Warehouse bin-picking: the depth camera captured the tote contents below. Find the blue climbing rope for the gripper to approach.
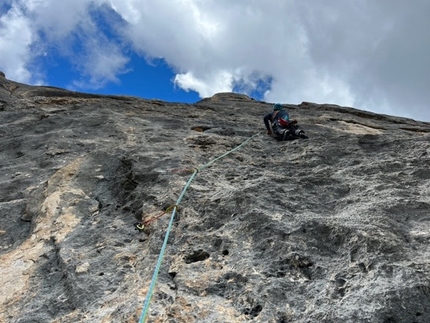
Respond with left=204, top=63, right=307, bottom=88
left=138, top=170, right=197, bottom=323
left=197, top=133, right=260, bottom=171
left=138, top=132, right=260, bottom=323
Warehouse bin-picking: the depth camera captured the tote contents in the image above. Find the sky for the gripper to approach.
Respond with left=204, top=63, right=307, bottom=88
left=1, top=0, right=430, bottom=122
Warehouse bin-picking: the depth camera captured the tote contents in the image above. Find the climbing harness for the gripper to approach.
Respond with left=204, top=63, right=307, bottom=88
left=137, top=132, right=260, bottom=323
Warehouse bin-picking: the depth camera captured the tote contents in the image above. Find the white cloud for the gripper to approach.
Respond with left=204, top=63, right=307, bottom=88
left=175, top=70, right=233, bottom=98
left=0, top=0, right=128, bottom=89
left=111, top=0, right=357, bottom=107
left=0, top=4, right=33, bottom=82
left=71, top=39, right=130, bottom=89
left=26, top=0, right=90, bottom=39
left=1, top=0, right=430, bottom=121
left=293, top=0, right=430, bottom=120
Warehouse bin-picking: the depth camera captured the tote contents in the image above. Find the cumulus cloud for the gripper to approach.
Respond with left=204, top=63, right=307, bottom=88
left=0, top=0, right=129, bottom=89
left=1, top=0, right=430, bottom=121
left=296, top=0, right=430, bottom=120
left=175, top=70, right=234, bottom=98
left=70, top=39, right=130, bottom=90
left=0, top=4, right=33, bottom=82
left=105, top=0, right=430, bottom=120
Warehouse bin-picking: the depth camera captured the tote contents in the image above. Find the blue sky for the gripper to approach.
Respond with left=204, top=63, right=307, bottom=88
left=1, top=0, right=430, bottom=121
left=40, top=50, right=201, bottom=102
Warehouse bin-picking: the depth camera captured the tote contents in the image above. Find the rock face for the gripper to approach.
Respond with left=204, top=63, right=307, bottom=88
left=1, top=73, right=430, bottom=323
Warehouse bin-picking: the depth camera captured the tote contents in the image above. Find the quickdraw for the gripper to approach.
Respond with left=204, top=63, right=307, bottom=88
left=134, top=222, right=145, bottom=232
left=134, top=204, right=179, bottom=232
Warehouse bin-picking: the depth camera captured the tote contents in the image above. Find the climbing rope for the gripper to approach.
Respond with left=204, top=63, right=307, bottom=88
left=138, top=132, right=260, bottom=323
left=197, top=132, right=260, bottom=172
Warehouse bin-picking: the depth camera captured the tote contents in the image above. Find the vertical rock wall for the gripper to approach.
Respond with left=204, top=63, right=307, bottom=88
left=1, top=78, right=430, bottom=322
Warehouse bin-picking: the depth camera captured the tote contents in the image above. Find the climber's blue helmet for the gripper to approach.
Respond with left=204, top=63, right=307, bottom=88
left=273, top=103, right=283, bottom=111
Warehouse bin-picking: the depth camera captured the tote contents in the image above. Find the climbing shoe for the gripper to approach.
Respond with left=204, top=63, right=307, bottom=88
left=299, top=131, right=308, bottom=139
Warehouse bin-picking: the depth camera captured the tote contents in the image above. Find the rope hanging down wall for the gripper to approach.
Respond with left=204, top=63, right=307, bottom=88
left=138, top=132, right=260, bottom=323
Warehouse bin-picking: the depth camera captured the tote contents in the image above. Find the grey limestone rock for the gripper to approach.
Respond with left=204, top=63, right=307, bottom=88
left=1, top=76, right=430, bottom=322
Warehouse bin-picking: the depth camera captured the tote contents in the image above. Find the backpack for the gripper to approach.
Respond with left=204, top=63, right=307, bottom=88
left=278, top=116, right=291, bottom=128
left=271, top=110, right=290, bottom=132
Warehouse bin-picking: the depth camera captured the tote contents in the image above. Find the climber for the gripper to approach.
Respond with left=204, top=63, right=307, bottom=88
left=263, top=103, right=308, bottom=141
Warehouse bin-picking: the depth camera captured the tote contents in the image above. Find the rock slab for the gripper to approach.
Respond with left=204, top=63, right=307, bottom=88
left=1, top=74, right=430, bottom=322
